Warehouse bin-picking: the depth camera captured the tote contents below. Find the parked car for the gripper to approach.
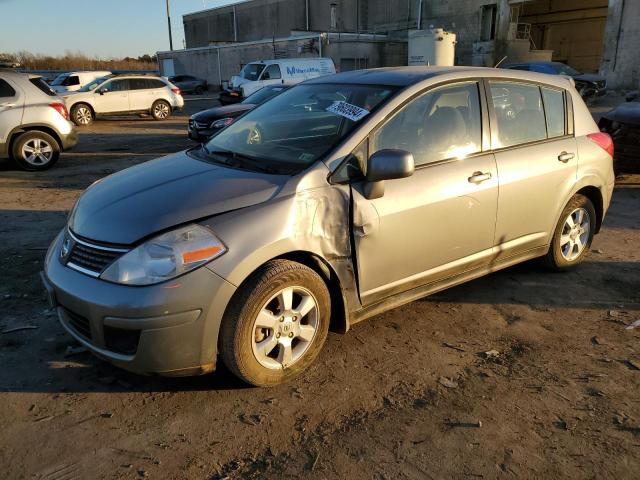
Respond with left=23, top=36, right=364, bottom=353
left=0, top=69, right=78, bottom=170
left=50, top=71, right=112, bottom=94
left=188, top=85, right=291, bottom=142
left=502, top=61, right=607, bottom=99
left=220, top=57, right=336, bottom=104
left=168, top=75, right=207, bottom=94
left=598, top=94, right=640, bottom=173
left=63, top=74, right=184, bottom=126
left=42, top=67, right=614, bottom=386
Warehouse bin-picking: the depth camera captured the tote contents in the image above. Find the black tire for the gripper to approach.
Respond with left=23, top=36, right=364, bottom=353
left=194, top=85, right=204, bottom=95
left=70, top=103, right=94, bottom=126
left=11, top=131, right=60, bottom=171
left=151, top=100, right=171, bottom=121
left=220, top=259, right=331, bottom=387
left=544, top=194, right=596, bottom=270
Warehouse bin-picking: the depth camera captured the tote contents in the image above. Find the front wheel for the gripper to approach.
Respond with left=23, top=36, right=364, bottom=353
left=151, top=100, right=171, bottom=120
left=220, top=260, right=330, bottom=386
left=70, top=103, right=94, bottom=126
left=545, top=194, right=596, bottom=270
left=11, top=131, right=60, bottom=171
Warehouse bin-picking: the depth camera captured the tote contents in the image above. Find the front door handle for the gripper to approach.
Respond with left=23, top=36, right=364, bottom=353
left=468, top=171, right=492, bottom=184
left=558, top=151, right=575, bottom=163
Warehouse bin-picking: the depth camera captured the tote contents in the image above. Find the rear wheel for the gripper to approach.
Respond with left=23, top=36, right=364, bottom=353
left=11, top=131, right=60, bottom=171
left=151, top=100, right=171, bottom=120
left=70, top=103, right=93, bottom=126
left=545, top=194, right=596, bottom=270
left=220, top=260, right=330, bottom=386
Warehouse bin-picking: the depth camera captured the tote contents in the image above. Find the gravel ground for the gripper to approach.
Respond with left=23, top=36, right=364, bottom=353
left=0, top=93, right=638, bottom=479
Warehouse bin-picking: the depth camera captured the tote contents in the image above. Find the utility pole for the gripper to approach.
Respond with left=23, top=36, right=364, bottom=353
left=166, top=0, right=174, bottom=51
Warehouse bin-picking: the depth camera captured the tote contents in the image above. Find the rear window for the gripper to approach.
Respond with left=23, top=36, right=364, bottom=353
left=148, top=79, right=166, bottom=89
left=541, top=87, right=566, bottom=138
left=0, top=79, right=16, bottom=97
left=490, top=82, right=547, bottom=148
left=29, top=78, right=57, bottom=96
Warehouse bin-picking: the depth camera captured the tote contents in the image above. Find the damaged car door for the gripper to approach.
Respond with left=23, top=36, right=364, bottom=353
left=351, top=81, right=498, bottom=305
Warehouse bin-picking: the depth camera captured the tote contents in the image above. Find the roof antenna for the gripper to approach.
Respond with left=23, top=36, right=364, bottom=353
left=494, top=56, right=508, bottom=68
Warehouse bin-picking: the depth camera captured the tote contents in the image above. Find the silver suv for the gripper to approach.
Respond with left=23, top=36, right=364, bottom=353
left=43, top=67, right=614, bottom=386
left=0, top=69, right=78, bottom=170
left=64, top=74, right=185, bottom=126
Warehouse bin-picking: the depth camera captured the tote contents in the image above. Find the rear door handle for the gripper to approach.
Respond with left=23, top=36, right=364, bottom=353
left=468, top=171, right=492, bottom=184
left=558, top=151, right=575, bottom=163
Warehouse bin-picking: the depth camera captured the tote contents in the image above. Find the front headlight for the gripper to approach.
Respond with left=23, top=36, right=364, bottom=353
left=100, top=224, right=226, bottom=286
left=211, top=117, right=234, bottom=129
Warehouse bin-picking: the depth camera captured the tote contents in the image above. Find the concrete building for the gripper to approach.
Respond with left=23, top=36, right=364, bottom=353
left=157, top=0, right=640, bottom=90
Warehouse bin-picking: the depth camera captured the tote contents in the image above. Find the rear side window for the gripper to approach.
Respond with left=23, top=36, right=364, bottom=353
left=29, top=78, right=57, bottom=96
left=490, top=82, right=547, bottom=148
left=129, top=79, right=148, bottom=90
left=62, top=75, right=80, bottom=86
left=0, top=79, right=16, bottom=97
left=373, top=82, right=483, bottom=166
left=147, top=79, right=166, bottom=89
left=541, top=87, right=566, bottom=138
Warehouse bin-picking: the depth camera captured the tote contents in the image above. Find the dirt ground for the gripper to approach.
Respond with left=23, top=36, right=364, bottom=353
left=0, top=93, right=638, bottom=480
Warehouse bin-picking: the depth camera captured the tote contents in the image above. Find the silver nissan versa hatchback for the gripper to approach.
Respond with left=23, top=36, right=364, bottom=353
left=42, top=67, right=615, bottom=386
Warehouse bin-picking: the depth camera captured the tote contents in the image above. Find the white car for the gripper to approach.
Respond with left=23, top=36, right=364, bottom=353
left=64, top=75, right=184, bottom=126
left=50, top=71, right=112, bottom=93
left=220, top=57, right=336, bottom=104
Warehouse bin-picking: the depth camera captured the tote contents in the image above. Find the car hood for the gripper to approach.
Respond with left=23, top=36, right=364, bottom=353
left=573, top=73, right=605, bottom=83
left=191, top=104, right=255, bottom=123
left=601, top=102, right=640, bottom=126
left=69, top=150, right=288, bottom=245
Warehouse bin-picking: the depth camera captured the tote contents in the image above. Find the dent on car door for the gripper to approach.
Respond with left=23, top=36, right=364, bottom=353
left=350, top=81, right=499, bottom=306
left=488, top=81, right=577, bottom=258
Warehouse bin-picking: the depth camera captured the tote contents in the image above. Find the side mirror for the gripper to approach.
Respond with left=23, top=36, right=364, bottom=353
left=363, top=149, right=415, bottom=199
left=96, top=88, right=106, bottom=95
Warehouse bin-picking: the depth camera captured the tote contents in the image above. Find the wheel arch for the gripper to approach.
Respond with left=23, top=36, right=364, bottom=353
left=575, top=185, right=604, bottom=233
left=227, top=250, right=350, bottom=335
left=8, top=125, right=62, bottom=155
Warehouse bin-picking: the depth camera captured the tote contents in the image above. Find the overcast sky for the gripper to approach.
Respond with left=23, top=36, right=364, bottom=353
left=0, top=0, right=239, bottom=57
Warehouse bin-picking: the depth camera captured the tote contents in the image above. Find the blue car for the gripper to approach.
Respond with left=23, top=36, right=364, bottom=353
left=502, top=61, right=606, bottom=99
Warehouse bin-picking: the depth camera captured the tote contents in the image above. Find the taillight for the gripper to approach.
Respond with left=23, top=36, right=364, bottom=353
left=587, top=132, right=614, bottom=158
left=171, top=87, right=181, bottom=96
left=50, top=102, right=69, bottom=121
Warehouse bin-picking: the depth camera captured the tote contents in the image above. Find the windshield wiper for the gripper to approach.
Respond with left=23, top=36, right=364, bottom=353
left=201, top=146, right=282, bottom=174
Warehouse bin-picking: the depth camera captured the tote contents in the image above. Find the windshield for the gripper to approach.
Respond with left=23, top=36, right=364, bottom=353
left=204, top=83, right=396, bottom=173
left=50, top=73, right=69, bottom=86
left=553, top=63, right=582, bottom=76
left=239, top=63, right=266, bottom=81
left=78, top=76, right=111, bottom=92
left=241, top=86, right=288, bottom=105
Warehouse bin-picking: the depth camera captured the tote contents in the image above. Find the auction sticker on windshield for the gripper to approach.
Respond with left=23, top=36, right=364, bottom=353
left=326, top=101, right=370, bottom=122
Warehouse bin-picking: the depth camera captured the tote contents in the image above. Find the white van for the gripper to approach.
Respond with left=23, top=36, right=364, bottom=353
left=50, top=71, right=112, bottom=93
left=220, top=58, right=335, bottom=104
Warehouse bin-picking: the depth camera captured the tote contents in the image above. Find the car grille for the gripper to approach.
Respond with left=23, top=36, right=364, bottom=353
left=189, top=119, right=208, bottom=129
left=65, top=230, right=128, bottom=277
left=63, top=308, right=92, bottom=340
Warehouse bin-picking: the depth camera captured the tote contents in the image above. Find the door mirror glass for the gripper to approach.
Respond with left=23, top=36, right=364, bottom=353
left=367, top=149, right=415, bottom=182
left=96, top=87, right=107, bottom=94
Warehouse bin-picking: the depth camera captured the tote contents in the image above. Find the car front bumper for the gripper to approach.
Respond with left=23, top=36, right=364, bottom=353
left=42, top=231, right=236, bottom=376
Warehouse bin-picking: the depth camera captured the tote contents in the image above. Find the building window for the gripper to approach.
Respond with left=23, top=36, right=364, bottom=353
left=340, top=58, right=368, bottom=72
left=480, top=4, right=497, bottom=41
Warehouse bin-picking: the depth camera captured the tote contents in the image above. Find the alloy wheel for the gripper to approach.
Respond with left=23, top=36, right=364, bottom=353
left=154, top=102, right=170, bottom=119
left=75, top=106, right=92, bottom=125
left=560, top=207, right=590, bottom=261
left=21, top=138, right=53, bottom=167
left=251, top=286, right=319, bottom=370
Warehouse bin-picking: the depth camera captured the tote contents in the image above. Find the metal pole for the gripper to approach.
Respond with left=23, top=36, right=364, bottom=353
left=233, top=5, right=238, bottom=42
left=417, top=0, right=422, bottom=30
left=306, top=0, right=310, bottom=30
left=166, top=0, right=174, bottom=51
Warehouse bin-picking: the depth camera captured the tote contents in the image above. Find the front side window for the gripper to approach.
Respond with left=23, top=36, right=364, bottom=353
left=102, top=79, right=129, bottom=92
left=240, top=63, right=266, bottom=81
left=372, top=82, right=483, bottom=166
left=490, top=82, right=546, bottom=148
left=79, top=76, right=112, bottom=92
left=261, top=65, right=281, bottom=80
left=203, top=83, right=395, bottom=172
left=541, top=87, right=566, bottom=138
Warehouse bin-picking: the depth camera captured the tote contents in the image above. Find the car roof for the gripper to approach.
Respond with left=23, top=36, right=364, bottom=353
left=305, top=66, right=574, bottom=89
